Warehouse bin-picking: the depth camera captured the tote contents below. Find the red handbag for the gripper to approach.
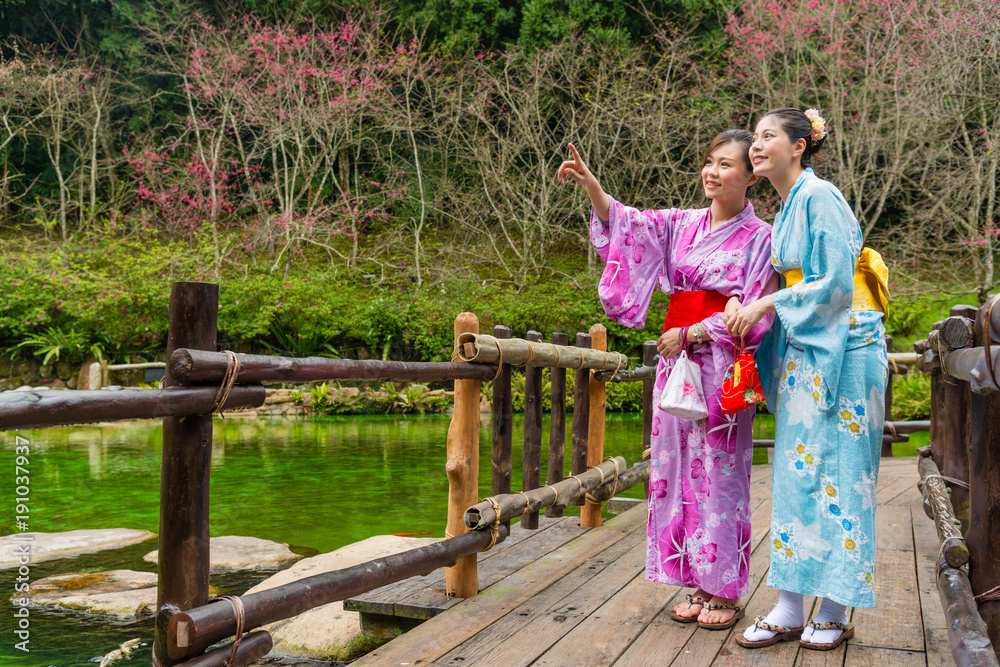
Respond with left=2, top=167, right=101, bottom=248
left=720, top=338, right=765, bottom=415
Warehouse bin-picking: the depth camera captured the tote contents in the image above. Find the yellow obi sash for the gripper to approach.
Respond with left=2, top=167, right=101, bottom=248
left=783, top=247, right=890, bottom=314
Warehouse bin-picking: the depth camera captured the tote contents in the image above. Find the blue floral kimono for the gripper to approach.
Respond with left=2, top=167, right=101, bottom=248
left=757, top=169, right=888, bottom=608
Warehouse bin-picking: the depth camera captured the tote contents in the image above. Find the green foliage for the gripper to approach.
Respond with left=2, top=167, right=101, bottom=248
left=605, top=379, right=644, bottom=412
left=891, top=372, right=932, bottom=421
left=308, top=382, right=450, bottom=415
left=12, top=327, right=106, bottom=365
left=259, top=323, right=338, bottom=358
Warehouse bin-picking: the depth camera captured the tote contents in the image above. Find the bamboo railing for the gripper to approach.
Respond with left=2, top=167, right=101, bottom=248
left=915, top=299, right=1000, bottom=666
left=0, top=281, right=654, bottom=667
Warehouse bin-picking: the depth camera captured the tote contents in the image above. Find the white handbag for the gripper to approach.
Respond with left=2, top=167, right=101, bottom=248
left=658, top=349, right=709, bottom=421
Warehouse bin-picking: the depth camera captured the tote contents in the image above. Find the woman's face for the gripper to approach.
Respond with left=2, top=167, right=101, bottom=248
left=701, top=142, right=755, bottom=203
left=750, top=116, right=805, bottom=178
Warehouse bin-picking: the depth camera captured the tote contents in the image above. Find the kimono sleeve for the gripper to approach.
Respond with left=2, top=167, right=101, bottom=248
left=699, top=227, right=779, bottom=352
left=769, top=185, right=860, bottom=410
left=590, top=195, right=673, bottom=329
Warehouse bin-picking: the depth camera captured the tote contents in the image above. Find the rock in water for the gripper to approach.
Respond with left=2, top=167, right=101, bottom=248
left=0, top=529, right=156, bottom=569
left=246, top=534, right=440, bottom=661
left=25, top=570, right=158, bottom=619
left=143, top=535, right=303, bottom=572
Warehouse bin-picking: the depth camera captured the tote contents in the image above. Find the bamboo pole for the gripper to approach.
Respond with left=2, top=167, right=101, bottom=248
left=165, top=525, right=509, bottom=659
left=456, top=333, right=628, bottom=371
left=571, top=333, right=591, bottom=506
left=582, top=324, right=607, bottom=528
left=444, top=313, right=481, bottom=599
left=172, top=631, right=273, bottom=667
left=491, top=325, right=513, bottom=530
left=170, top=349, right=499, bottom=384
left=522, top=331, right=543, bottom=529
left=589, top=460, right=650, bottom=502
left=966, top=301, right=1000, bottom=648
left=155, top=282, right=218, bottom=667
left=936, top=554, right=1000, bottom=667
left=917, top=454, right=970, bottom=567
left=465, top=457, right=627, bottom=529
left=0, top=385, right=265, bottom=431
left=546, top=333, right=569, bottom=518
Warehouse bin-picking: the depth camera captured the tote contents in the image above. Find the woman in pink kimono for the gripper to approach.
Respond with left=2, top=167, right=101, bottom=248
left=558, top=131, right=778, bottom=629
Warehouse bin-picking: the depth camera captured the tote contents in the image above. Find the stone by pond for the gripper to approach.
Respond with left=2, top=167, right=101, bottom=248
left=0, top=529, right=156, bottom=569
left=247, top=534, right=439, bottom=661
left=143, top=535, right=303, bottom=572
left=25, top=570, right=158, bottom=619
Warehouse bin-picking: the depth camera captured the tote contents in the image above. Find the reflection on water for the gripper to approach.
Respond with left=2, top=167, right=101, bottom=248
left=0, top=412, right=779, bottom=665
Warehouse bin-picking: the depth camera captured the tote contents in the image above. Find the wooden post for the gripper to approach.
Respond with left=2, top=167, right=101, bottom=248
left=491, top=325, right=513, bottom=530
left=571, top=333, right=591, bottom=506
left=582, top=324, right=607, bottom=527
left=154, top=282, right=219, bottom=667
left=546, top=332, right=569, bottom=518
left=642, top=341, right=657, bottom=499
left=445, top=313, right=481, bottom=598
left=942, top=305, right=978, bottom=531
left=522, top=331, right=543, bottom=529
left=882, top=336, right=895, bottom=457
left=966, top=302, right=1000, bottom=647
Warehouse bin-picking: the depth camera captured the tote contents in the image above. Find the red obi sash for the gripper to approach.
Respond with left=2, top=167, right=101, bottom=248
left=663, top=290, right=730, bottom=332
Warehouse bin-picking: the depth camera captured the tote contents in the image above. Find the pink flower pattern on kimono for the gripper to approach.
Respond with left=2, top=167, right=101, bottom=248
left=592, top=196, right=776, bottom=599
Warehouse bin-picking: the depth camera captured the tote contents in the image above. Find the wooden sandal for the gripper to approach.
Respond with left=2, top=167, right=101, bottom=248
left=734, top=616, right=805, bottom=648
left=799, top=620, right=855, bottom=650
left=698, top=601, right=745, bottom=630
left=670, top=594, right=708, bottom=623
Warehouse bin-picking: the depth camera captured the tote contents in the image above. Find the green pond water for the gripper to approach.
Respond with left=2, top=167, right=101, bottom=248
left=0, top=413, right=923, bottom=666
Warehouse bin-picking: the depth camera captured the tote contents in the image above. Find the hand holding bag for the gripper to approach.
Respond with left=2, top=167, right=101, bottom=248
left=658, top=331, right=709, bottom=421
left=720, top=337, right=765, bottom=415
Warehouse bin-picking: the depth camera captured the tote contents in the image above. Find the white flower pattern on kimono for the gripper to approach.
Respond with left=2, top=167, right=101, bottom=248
left=772, top=521, right=799, bottom=563
left=785, top=386, right=820, bottom=429
left=853, top=470, right=877, bottom=512
left=857, top=561, right=875, bottom=593
left=837, top=397, right=869, bottom=439
left=791, top=518, right=833, bottom=562
left=812, top=474, right=845, bottom=521
left=785, top=438, right=823, bottom=477
left=814, top=286, right=853, bottom=333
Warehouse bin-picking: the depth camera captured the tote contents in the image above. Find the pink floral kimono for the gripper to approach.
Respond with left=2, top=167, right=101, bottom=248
left=591, top=196, right=777, bottom=598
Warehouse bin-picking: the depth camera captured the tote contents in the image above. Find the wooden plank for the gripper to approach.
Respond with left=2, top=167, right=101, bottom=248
left=912, top=505, right=954, bottom=667
left=876, top=464, right=919, bottom=506
left=530, top=569, right=671, bottom=666
left=440, top=542, right=649, bottom=667
left=397, top=517, right=590, bottom=619
left=852, top=548, right=924, bottom=651
left=345, top=515, right=576, bottom=615
left=352, top=504, right=648, bottom=666
left=842, top=644, right=926, bottom=666
left=875, top=503, right=915, bottom=554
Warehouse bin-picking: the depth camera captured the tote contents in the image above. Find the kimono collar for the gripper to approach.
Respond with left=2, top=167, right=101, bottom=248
left=782, top=168, right=816, bottom=211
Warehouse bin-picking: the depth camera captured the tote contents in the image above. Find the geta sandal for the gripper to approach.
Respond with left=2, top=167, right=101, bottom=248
left=734, top=615, right=804, bottom=648
left=698, top=601, right=744, bottom=630
left=669, top=594, right=708, bottom=623
left=799, top=620, right=855, bottom=651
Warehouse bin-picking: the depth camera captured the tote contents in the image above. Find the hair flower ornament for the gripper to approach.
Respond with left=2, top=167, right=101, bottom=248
left=805, top=108, right=827, bottom=141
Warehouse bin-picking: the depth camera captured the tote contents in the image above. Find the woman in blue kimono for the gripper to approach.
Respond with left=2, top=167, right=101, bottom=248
left=724, top=108, right=889, bottom=651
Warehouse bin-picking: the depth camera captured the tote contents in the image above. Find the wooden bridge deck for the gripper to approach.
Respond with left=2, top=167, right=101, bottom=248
left=352, top=459, right=949, bottom=666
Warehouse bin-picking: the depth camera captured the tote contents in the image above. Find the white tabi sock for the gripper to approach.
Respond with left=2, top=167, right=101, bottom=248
left=742, top=590, right=804, bottom=642
left=802, top=597, right=849, bottom=644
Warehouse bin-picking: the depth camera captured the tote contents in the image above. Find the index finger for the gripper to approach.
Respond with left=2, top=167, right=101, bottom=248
left=568, top=143, right=582, bottom=163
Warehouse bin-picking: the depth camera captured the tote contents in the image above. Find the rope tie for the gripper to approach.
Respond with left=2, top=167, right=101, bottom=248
left=204, top=350, right=241, bottom=416
left=923, top=473, right=971, bottom=490
left=543, top=484, right=559, bottom=507
left=555, top=346, right=562, bottom=368
left=482, top=497, right=502, bottom=551
left=565, top=474, right=585, bottom=502
left=517, top=492, right=532, bottom=517
left=888, top=355, right=899, bottom=375
left=212, top=595, right=246, bottom=667
left=885, top=421, right=898, bottom=442
left=975, top=583, right=1000, bottom=602
left=491, top=343, right=505, bottom=382
left=585, top=458, right=621, bottom=503
left=514, top=341, right=537, bottom=368
left=935, top=332, right=951, bottom=378
left=985, top=295, right=999, bottom=390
